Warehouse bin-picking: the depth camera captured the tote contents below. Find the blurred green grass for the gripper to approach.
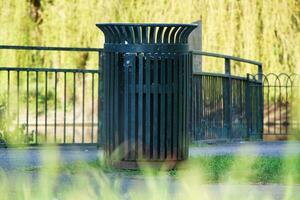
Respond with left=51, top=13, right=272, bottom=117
left=23, top=155, right=300, bottom=184
left=1, top=149, right=300, bottom=200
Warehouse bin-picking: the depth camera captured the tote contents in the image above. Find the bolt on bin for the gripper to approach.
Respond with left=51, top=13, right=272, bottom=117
left=96, top=23, right=197, bottom=169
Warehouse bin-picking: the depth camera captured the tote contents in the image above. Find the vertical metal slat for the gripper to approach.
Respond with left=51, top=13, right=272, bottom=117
left=17, top=71, right=20, bottom=129
left=54, top=72, right=57, bottom=143
left=114, top=53, right=119, bottom=149
left=129, top=53, right=136, bottom=160
left=45, top=71, right=48, bottom=142
left=124, top=53, right=130, bottom=159
left=145, top=53, right=151, bottom=159
left=178, top=54, right=183, bottom=160
left=64, top=72, right=67, bottom=144
left=73, top=72, right=76, bottom=143
left=153, top=55, right=159, bottom=160
left=166, top=54, right=172, bottom=159
left=160, top=54, right=166, bottom=160
left=82, top=73, right=85, bottom=144
left=35, top=71, right=38, bottom=144
left=91, top=73, right=95, bottom=143
left=173, top=55, right=178, bottom=159
left=26, top=71, right=29, bottom=143
left=137, top=53, right=144, bottom=159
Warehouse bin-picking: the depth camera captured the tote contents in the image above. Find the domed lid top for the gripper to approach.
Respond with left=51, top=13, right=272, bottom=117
left=96, top=23, right=197, bottom=44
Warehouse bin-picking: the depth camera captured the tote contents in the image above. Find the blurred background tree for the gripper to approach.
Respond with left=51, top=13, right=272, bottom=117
left=0, top=0, right=299, bottom=74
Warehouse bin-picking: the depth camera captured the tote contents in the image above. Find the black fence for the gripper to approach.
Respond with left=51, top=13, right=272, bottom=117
left=191, top=51, right=263, bottom=142
left=4, top=45, right=295, bottom=146
left=262, top=73, right=300, bottom=136
left=0, top=45, right=102, bottom=146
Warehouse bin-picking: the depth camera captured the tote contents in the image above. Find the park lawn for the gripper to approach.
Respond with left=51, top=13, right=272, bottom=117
left=26, top=155, right=300, bottom=185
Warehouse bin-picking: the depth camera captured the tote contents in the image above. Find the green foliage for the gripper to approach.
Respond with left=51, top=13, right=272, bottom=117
left=252, top=156, right=283, bottom=183
left=29, top=155, right=300, bottom=185
left=0, top=95, right=34, bottom=145
left=186, top=155, right=300, bottom=184
left=187, top=155, right=234, bottom=182
left=0, top=0, right=299, bottom=74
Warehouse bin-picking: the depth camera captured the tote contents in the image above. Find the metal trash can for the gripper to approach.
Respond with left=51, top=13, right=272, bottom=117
left=96, top=23, right=197, bottom=168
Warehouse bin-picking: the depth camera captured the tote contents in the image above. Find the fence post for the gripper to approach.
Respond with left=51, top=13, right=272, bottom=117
left=258, top=64, right=264, bottom=139
left=188, top=20, right=202, bottom=73
left=97, top=50, right=104, bottom=149
left=223, top=58, right=232, bottom=139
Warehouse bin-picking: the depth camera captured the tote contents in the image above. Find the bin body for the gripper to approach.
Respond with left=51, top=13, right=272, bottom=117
left=96, top=23, right=196, bottom=168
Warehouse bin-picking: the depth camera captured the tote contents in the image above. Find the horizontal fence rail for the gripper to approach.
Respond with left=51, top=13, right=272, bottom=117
left=192, top=50, right=263, bottom=66
left=0, top=45, right=102, bottom=146
left=0, top=45, right=102, bottom=52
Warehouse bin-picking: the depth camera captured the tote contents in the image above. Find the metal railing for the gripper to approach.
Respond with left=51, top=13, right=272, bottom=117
left=260, top=73, right=300, bottom=135
left=191, top=51, right=263, bottom=142
left=0, top=45, right=266, bottom=146
left=0, top=45, right=103, bottom=146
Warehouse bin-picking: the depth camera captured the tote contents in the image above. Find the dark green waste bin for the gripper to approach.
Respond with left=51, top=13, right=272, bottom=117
left=96, top=23, right=197, bottom=168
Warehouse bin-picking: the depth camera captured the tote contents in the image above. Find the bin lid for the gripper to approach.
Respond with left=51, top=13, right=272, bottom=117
left=96, top=23, right=197, bottom=45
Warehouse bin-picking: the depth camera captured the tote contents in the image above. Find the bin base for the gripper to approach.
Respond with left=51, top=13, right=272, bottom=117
left=107, top=160, right=186, bottom=170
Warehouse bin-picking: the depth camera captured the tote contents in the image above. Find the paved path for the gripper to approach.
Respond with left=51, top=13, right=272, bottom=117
left=0, top=146, right=101, bottom=171
left=190, top=141, right=300, bottom=156
left=1, top=141, right=300, bottom=171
